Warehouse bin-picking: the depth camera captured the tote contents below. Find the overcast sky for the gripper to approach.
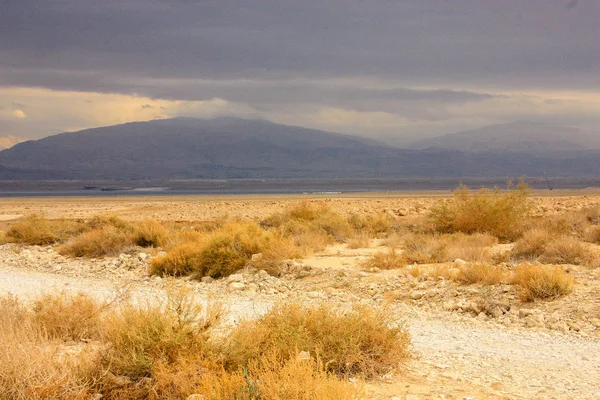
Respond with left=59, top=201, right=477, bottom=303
left=1, top=0, right=599, bottom=143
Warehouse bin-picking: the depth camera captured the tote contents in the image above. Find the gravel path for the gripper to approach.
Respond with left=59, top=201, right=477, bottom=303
left=1, top=264, right=599, bottom=399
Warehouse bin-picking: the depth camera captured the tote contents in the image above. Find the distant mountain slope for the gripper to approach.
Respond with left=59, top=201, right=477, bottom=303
left=409, top=121, right=600, bottom=153
left=0, top=117, right=599, bottom=179
left=0, top=136, right=25, bottom=150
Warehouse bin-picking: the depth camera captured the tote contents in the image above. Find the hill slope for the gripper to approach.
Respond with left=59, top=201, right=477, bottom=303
left=0, top=117, right=599, bottom=179
left=409, top=121, right=600, bottom=154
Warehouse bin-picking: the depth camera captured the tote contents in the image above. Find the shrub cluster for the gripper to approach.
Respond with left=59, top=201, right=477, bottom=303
left=429, top=181, right=530, bottom=241
left=0, top=291, right=409, bottom=399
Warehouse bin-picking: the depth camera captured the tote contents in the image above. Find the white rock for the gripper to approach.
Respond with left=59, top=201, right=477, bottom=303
left=296, top=351, right=311, bottom=361
left=410, top=291, right=425, bottom=300
left=201, top=276, right=214, bottom=283
left=453, top=258, right=467, bottom=267
left=227, top=274, right=244, bottom=282
left=228, top=282, right=245, bottom=290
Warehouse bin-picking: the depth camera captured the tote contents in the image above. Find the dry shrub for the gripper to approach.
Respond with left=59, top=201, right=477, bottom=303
left=0, top=292, right=364, bottom=400
left=225, top=303, right=409, bottom=379
left=384, top=232, right=403, bottom=249
left=265, top=201, right=354, bottom=243
left=152, top=355, right=362, bottom=400
left=289, top=200, right=332, bottom=221
left=584, top=225, right=600, bottom=244
left=540, top=237, right=594, bottom=265
left=430, top=265, right=455, bottom=280
left=402, top=233, right=448, bottom=264
left=348, top=213, right=392, bottom=236
left=149, top=242, right=204, bottom=276
left=247, top=237, right=303, bottom=276
left=32, top=292, right=104, bottom=341
left=5, top=215, right=85, bottom=245
left=580, top=205, right=600, bottom=225
left=430, top=181, right=530, bottom=241
left=512, top=230, right=594, bottom=265
left=152, top=222, right=299, bottom=278
left=87, top=215, right=131, bottom=230
left=132, top=219, right=168, bottom=247
left=243, top=355, right=363, bottom=400
left=511, top=263, right=575, bottom=301
left=195, top=222, right=289, bottom=278
left=0, top=296, right=103, bottom=400
left=59, top=226, right=134, bottom=257
left=279, top=219, right=333, bottom=253
left=102, top=287, right=220, bottom=379
left=311, top=211, right=354, bottom=242
left=455, top=263, right=505, bottom=285
left=361, top=250, right=405, bottom=270
left=445, top=233, right=498, bottom=262
left=511, top=228, right=552, bottom=260
left=347, top=232, right=371, bottom=249
left=162, top=230, right=204, bottom=250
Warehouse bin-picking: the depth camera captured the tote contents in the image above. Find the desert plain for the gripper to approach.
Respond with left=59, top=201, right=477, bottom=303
left=1, top=189, right=599, bottom=399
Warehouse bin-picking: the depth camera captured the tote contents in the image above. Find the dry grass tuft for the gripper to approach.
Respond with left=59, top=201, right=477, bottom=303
left=511, top=229, right=553, bottom=260
left=540, top=237, right=594, bottom=265
left=132, top=219, right=168, bottom=247
left=58, top=226, right=134, bottom=257
left=455, top=263, right=505, bottom=285
left=149, top=242, right=205, bottom=276
left=402, top=233, right=448, bottom=264
left=511, top=263, right=575, bottom=302
left=5, top=215, right=85, bottom=245
left=430, top=181, right=530, bottom=241
left=32, top=292, right=105, bottom=341
left=445, top=232, right=498, bottom=262
left=347, top=232, right=371, bottom=249
left=512, top=230, right=594, bottom=265
left=361, top=250, right=406, bottom=270
left=0, top=291, right=368, bottom=399
left=0, top=295, right=103, bottom=400
left=151, top=221, right=300, bottom=278
left=101, top=287, right=220, bottom=379
left=225, top=303, right=409, bottom=379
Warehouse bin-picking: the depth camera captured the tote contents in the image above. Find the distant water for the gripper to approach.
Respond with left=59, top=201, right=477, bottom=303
left=0, top=178, right=598, bottom=198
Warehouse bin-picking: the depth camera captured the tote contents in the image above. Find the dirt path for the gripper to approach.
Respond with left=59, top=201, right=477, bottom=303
left=1, top=264, right=598, bottom=399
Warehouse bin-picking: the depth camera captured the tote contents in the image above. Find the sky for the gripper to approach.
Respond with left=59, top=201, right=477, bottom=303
left=1, top=0, right=599, bottom=144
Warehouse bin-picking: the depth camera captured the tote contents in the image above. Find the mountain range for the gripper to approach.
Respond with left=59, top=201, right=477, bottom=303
left=0, top=117, right=598, bottom=180
left=409, top=121, right=600, bottom=154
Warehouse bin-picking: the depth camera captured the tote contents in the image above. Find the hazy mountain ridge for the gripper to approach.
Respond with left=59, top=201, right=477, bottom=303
left=0, top=118, right=599, bottom=179
left=409, top=121, right=600, bottom=154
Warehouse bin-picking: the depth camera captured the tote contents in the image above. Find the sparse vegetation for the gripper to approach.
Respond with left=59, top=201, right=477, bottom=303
left=224, top=303, right=410, bottom=378
left=455, top=263, right=505, bottom=285
left=361, top=250, right=406, bottom=270
left=402, top=233, right=448, bottom=264
left=511, top=230, right=595, bottom=265
left=151, top=221, right=299, bottom=278
left=430, top=181, right=530, bottom=241
left=0, top=292, right=391, bottom=399
left=511, top=263, right=575, bottom=301
left=59, top=226, right=135, bottom=257
left=5, top=215, right=85, bottom=245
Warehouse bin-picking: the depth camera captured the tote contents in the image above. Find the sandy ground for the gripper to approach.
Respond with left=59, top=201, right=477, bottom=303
left=1, top=191, right=600, bottom=399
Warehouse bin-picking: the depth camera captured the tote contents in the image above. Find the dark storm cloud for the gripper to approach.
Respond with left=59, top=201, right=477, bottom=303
left=1, top=0, right=599, bottom=95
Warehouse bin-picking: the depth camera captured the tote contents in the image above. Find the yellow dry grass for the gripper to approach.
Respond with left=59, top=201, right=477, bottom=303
left=430, top=181, right=530, bottom=241
left=361, top=250, right=406, bottom=270
left=511, top=263, right=575, bottom=302
left=224, top=303, right=410, bottom=379
left=455, top=263, right=506, bottom=285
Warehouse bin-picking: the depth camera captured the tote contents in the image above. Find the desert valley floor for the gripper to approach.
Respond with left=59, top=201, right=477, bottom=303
left=1, top=190, right=599, bottom=399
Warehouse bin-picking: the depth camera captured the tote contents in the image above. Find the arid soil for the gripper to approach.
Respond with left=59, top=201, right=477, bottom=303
left=1, top=191, right=600, bottom=399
